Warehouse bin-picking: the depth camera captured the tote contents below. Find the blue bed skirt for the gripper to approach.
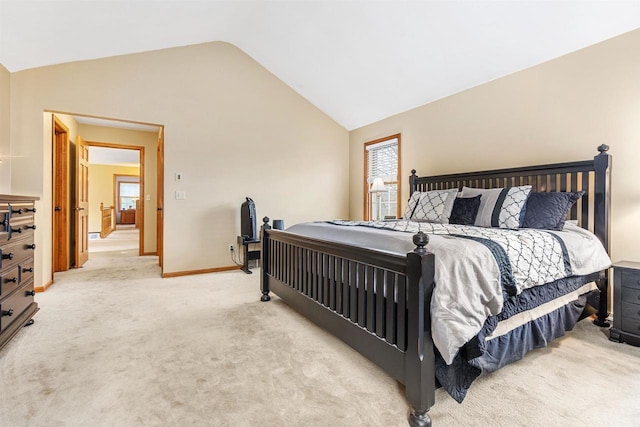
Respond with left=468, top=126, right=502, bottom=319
left=436, top=273, right=598, bottom=403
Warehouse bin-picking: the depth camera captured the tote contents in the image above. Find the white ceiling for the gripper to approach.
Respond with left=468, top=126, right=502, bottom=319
left=2, top=1, right=640, bottom=130
left=88, top=146, right=140, bottom=167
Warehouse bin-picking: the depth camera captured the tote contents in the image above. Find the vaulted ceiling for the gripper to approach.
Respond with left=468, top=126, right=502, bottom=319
left=1, top=1, right=640, bottom=130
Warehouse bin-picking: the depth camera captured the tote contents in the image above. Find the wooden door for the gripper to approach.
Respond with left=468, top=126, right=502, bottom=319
left=75, top=136, right=90, bottom=267
left=52, top=117, right=70, bottom=272
left=156, top=127, right=164, bottom=268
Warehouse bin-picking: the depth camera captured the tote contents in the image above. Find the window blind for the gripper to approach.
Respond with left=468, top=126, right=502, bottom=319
left=366, top=137, right=398, bottom=184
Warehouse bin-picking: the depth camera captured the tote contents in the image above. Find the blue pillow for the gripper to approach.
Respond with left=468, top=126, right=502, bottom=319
left=449, top=195, right=481, bottom=225
left=522, top=191, right=584, bottom=231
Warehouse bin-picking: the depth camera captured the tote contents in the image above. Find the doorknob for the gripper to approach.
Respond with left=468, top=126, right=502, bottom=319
left=76, top=207, right=85, bottom=211
left=54, top=206, right=61, bottom=211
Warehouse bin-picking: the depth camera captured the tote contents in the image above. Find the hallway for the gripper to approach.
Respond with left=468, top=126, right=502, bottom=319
left=88, top=225, right=139, bottom=255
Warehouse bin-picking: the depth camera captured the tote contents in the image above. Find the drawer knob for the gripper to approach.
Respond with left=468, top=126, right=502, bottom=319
left=1, top=309, right=13, bottom=317
left=26, top=243, right=36, bottom=250
left=26, top=207, right=36, bottom=213
left=25, top=290, right=35, bottom=297
left=11, top=227, right=22, bottom=233
left=25, top=225, right=36, bottom=230
left=2, top=252, right=14, bottom=260
left=22, top=267, right=33, bottom=273
left=5, top=277, right=17, bottom=283
left=10, top=208, right=23, bottom=215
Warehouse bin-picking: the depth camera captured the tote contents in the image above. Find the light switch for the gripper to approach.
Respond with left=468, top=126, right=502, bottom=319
left=175, top=190, right=186, bottom=200
left=146, top=194, right=151, bottom=201
left=175, top=172, right=183, bottom=182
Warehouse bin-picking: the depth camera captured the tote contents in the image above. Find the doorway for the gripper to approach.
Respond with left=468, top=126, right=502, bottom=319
left=50, top=112, right=164, bottom=276
left=86, top=142, right=144, bottom=257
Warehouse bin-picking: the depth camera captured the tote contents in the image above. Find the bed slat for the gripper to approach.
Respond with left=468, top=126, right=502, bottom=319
left=357, top=263, right=367, bottom=328
left=385, top=271, right=397, bottom=345
left=366, top=266, right=375, bottom=332
left=349, top=261, right=358, bottom=323
left=375, top=268, right=386, bottom=338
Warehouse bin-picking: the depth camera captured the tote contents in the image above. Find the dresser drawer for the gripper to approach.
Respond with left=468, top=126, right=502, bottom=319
left=622, top=287, right=640, bottom=305
left=0, top=265, right=21, bottom=296
left=622, top=301, right=640, bottom=321
left=0, top=237, right=36, bottom=270
left=620, top=269, right=640, bottom=290
left=0, top=201, right=35, bottom=238
left=0, top=282, right=35, bottom=331
left=19, top=259, right=34, bottom=284
left=621, top=316, right=640, bottom=337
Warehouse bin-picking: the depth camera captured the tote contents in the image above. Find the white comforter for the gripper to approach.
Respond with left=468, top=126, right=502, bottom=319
left=285, top=220, right=611, bottom=364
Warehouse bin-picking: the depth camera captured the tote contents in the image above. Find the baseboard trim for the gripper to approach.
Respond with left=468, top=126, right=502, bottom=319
left=35, top=280, right=54, bottom=293
left=162, top=265, right=241, bottom=278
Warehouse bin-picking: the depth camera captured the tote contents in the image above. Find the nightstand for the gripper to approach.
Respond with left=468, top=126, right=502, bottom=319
left=609, top=261, right=640, bottom=346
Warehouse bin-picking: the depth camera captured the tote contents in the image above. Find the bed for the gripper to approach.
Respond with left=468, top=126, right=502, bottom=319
left=259, top=145, right=612, bottom=427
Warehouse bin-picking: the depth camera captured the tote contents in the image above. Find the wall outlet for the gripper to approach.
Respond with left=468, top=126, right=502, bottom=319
left=228, top=244, right=234, bottom=252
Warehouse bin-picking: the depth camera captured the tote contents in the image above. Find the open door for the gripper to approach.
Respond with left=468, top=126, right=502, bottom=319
left=75, top=135, right=90, bottom=267
left=157, top=127, right=164, bottom=269
left=52, top=116, right=70, bottom=273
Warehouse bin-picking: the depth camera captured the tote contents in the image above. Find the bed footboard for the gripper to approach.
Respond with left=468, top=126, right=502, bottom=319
left=260, top=218, right=436, bottom=427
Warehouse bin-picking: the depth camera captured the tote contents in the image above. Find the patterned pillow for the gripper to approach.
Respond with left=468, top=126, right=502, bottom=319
left=460, top=186, right=532, bottom=229
left=522, top=191, right=584, bottom=231
left=403, top=191, right=421, bottom=219
left=411, top=189, right=458, bottom=223
left=449, top=195, right=482, bottom=225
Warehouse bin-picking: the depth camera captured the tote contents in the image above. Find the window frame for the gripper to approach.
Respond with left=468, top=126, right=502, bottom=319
left=363, top=133, right=401, bottom=221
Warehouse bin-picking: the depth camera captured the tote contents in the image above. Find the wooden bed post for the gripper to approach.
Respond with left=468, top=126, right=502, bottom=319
left=405, top=231, right=436, bottom=427
left=593, top=144, right=611, bottom=327
left=410, top=169, right=418, bottom=195
left=260, top=217, right=272, bottom=302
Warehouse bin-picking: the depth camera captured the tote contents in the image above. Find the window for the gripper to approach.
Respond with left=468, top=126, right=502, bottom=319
left=364, top=134, right=400, bottom=220
left=119, top=182, right=140, bottom=211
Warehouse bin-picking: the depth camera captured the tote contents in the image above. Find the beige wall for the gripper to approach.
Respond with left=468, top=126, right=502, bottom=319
left=350, top=29, right=640, bottom=263
left=0, top=64, right=10, bottom=192
left=88, top=164, right=140, bottom=233
left=79, top=124, right=157, bottom=252
left=8, top=41, right=349, bottom=286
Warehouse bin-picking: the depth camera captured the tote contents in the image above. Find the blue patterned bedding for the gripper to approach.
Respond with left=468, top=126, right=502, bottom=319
left=286, top=220, right=611, bottom=402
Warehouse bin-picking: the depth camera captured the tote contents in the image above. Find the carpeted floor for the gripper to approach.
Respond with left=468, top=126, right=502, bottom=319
left=1, top=252, right=639, bottom=427
left=88, top=225, right=139, bottom=254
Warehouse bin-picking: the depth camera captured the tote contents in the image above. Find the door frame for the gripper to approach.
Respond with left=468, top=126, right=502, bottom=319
left=156, top=127, right=164, bottom=268
left=49, top=111, right=164, bottom=276
left=86, top=141, right=145, bottom=256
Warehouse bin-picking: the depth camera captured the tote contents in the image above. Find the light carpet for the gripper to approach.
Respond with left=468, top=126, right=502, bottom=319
left=88, top=226, right=139, bottom=254
left=1, top=253, right=639, bottom=427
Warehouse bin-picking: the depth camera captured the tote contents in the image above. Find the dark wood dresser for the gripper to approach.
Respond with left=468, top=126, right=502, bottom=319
left=0, top=195, right=39, bottom=351
left=609, top=261, right=640, bottom=347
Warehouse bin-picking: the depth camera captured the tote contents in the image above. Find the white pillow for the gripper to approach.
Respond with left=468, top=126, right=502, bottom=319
left=403, top=191, right=421, bottom=219
left=460, top=186, right=532, bottom=229
left=410, top=189, right=459, bottom=223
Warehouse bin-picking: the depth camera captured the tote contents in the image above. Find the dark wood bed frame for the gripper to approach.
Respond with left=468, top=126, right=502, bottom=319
left=259, top=145, right=611, bottom=426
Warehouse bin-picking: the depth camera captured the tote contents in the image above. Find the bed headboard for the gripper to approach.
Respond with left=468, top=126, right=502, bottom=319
left=409, top=145, right=612, bottom=253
